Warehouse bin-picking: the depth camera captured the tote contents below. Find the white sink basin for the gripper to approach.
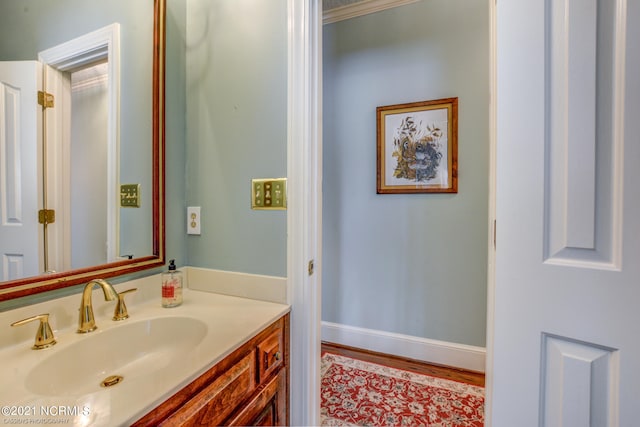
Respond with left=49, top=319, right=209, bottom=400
left=25, top=316, right=207, bottom=396
left=0, top=286, right=289, bottom=427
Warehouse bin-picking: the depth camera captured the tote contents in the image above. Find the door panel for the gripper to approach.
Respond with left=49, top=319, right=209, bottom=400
left=545, top=0, right=623, bottom=269
left=0, top=61, right=41, bottom=281
left=493, top=0, right=639, bottom=425
left=541, top=334, right=617, bottom=426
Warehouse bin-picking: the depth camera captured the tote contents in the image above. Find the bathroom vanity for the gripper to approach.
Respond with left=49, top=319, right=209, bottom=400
left=133, top=313, right=289, bottom=426
left=0, top=277, right=290, bottom=427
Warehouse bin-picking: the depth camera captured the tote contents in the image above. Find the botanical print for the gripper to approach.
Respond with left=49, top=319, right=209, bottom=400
left=385, top=108, right=449, bottom=187
left=377, top=98, right=457, bottom=194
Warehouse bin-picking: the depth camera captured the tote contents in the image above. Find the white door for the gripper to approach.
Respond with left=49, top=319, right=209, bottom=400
left=0, top=61, right=42, bottom=281
left=492, top=0, right=639, bottom=425
left=40, top=26, right=120, bottom=271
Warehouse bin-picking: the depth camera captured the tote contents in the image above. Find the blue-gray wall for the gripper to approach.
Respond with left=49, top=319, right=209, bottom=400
left=322, top=0, right=489, bottom=347
left=184, top=0, right=288, bottom=277
left=165, top=0, right=188, bottom=269
left=1, top=1, right=489, bottom=353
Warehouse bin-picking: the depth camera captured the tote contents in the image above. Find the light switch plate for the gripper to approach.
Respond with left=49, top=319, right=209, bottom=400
left=120, top=184, right=140, bottom=208
left=251, top=178, right=287, bottom=210
left=187, top=206, right=201, bottom=235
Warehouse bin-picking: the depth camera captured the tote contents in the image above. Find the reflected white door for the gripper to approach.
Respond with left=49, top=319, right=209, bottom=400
left=0, top=61, right=42, bottom=281
left=493, top=0, right=640, bottom=425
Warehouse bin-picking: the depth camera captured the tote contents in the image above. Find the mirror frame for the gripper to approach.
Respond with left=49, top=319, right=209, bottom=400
left=0, top=0, right=166, bottom=302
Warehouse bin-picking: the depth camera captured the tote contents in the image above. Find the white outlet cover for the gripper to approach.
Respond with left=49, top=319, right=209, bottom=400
left=187, top=206, right=201, bottom=235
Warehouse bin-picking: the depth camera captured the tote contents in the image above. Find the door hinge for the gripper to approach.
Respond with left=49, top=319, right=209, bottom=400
left=308, top=259, right=315, bottom=276
left=38, top=209, right=56, bottom=225
left=493, top=219, right=496, bottom=250
left=37, top=91, right=54, bottom=109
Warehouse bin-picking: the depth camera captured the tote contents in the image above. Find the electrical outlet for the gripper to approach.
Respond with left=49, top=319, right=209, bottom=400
left=187, top=206, right=201, bottom=235
left=251, top=178, right=287, bottom=210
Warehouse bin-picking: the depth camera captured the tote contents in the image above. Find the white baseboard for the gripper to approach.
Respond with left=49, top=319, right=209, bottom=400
left=185, top=267, right=287, bottom=305
left=322, top=321, right=486, bottom=373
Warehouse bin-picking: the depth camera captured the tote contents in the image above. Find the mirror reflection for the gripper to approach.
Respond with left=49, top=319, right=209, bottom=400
left=0, top=1, right=158, bottom=285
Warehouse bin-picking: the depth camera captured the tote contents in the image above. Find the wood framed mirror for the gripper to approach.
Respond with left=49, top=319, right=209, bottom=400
left=0, top=0, right=165, bottom=302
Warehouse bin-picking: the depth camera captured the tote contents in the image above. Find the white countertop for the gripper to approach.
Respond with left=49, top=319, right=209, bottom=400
left=0, top=277, right=290, bottom=426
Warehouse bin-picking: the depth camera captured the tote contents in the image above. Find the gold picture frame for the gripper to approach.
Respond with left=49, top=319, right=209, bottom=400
left=376, top=98, right=458, bottom=194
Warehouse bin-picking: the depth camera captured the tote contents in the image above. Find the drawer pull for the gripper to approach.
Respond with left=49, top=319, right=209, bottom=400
left=264, top=351, right=282, bottom=369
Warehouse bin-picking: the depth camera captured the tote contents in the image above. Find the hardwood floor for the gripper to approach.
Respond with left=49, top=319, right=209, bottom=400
left=321, top=342, right=485, bottom=387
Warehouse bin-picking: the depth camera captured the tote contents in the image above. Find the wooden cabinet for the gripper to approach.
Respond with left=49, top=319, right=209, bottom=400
left=133, top=314, right=289, bottom=426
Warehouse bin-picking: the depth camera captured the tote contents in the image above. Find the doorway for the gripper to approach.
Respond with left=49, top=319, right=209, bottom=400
left=288, top=1, right=495, bottom=425
left=320, top=0, right=491, bottom=372
left=38, top=24, right=120, bottom=273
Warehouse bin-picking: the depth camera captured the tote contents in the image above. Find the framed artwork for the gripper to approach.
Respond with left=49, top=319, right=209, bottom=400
left=376, top=98, right=458, bottom=194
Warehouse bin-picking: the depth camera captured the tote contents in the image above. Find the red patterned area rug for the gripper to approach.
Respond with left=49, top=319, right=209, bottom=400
left=321, top=353, right=484, bottom=427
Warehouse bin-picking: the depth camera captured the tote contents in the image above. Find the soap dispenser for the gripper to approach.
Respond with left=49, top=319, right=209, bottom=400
left=161, top=259, right=183, bottom=307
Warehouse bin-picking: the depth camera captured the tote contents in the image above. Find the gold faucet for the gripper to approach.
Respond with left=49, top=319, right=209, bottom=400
left=78, top=279, right=118, bottom=333
left=113, top=288, right=137, bottom=321
left=11, top=313, right=57, bottom=350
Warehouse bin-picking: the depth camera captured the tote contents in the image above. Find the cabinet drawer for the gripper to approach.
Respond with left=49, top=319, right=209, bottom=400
left=162, top=352, right=256, bottom=426
left=258, top=327, right=284, bottom=383
left=227, top=370, right=286, bottom=426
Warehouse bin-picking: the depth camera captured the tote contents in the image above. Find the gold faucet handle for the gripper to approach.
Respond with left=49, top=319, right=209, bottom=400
left=11, top=313, right=57, bottom=350
left=113, top=288, right=137, bottom=321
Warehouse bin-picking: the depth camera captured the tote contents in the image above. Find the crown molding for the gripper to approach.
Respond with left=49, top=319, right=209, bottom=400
left=323, top=0, right=421, bottom=24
